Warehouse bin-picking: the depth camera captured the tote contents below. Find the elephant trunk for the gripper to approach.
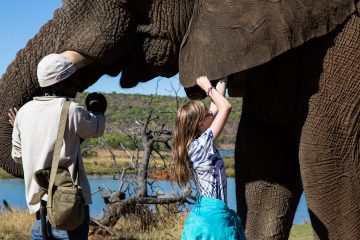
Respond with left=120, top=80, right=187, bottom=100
left=0, top=53, right=41, bottom=177
left=0, top=0, right=136, bottom=177
left=0, top=0, right=195, bottom=177
left=0, top=15, right=67, bottom=177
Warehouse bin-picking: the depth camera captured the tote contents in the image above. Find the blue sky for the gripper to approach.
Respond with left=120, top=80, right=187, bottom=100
left=0, top=1, right=185, bottom=96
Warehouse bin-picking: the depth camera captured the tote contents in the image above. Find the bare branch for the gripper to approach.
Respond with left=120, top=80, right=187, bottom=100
left=169, top=81, right=182, bottom=110
left=134, top=120, right=144, bottom=127
left=119, top=143, right=135, bottom=167
left=117, top=164, right=135, bottom=193
left=90, top=218, right=117, bottom=236
left=142, top=110, right=153, bottom=136
left=152, top=147, right=166, bottom=161
left=81, top=140, right=105, bottom=154
left=92, top=184, right=113, bottom=196
left=92, top=185, right=106, bottom=196
left=106, top=147, right=121, bottom=180
left=113, top=188, right=192, bottom=206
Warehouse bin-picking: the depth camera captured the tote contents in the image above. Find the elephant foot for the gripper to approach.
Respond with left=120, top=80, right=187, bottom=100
left=240, top=181, right=302, bottom=240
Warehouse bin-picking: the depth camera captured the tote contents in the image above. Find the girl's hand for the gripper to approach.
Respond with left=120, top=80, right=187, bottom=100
left=196, top=76, right=212, bottom=91
left=8, top=108, right=17, bottom=127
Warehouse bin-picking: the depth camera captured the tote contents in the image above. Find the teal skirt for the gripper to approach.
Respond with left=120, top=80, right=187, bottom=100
left=181, top=196, right=246, bottom=240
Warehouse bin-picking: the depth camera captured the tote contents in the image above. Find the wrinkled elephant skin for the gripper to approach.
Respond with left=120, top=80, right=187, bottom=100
left=0, top=1, right=359, bottom=239
left=235, top=16, right=359, bottom=239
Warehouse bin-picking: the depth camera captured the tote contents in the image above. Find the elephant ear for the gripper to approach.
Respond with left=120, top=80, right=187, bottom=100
left=179, top=0, right=357, bottom=88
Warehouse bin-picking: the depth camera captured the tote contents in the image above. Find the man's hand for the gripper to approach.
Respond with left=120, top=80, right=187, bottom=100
left=8, top=108, right=17, bottom=127
left=85, top=92, right=107, bottom=114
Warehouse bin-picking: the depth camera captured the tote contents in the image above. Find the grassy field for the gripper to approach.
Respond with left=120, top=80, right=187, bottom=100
left=0, top=209, right=314, bottom=240
left=0, top=209, right=34, bottom=240
left=82, top=148, right=237, bottom=179
left=0, top=147, right=236, bottom=179
left=0, top=149, right=176, bottom=179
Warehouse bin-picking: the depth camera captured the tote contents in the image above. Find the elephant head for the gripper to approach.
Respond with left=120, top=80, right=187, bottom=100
left=0, top=0, right=196, bottom=177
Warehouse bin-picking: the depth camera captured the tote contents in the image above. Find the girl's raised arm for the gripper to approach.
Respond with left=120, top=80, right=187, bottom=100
left=208, top=78, right=227, bottom=117
left=196, top=76, right=232, bottom=140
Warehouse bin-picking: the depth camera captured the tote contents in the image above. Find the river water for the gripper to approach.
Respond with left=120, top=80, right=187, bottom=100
left=0, top=175, right=310, bottom=224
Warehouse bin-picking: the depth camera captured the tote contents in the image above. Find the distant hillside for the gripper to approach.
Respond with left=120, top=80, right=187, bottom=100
left=76, top=92, right=243, bottom=147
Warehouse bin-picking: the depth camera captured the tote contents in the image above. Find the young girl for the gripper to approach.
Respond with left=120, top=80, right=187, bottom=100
left=173, top=76, right=246, bottom=240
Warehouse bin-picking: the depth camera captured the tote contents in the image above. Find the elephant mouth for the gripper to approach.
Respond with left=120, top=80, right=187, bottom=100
left=61, top=51, right=125, bottom=93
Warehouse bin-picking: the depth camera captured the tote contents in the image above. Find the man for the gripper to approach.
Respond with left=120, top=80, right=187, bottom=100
left=9, top=52, right=107, bottom=239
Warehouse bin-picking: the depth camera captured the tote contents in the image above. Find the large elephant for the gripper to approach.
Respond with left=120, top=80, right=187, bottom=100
left=0, top=0, right=359, bottom=239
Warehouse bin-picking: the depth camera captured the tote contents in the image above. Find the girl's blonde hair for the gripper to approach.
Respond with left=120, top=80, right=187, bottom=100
left=172, top=100, right=207, bottom=186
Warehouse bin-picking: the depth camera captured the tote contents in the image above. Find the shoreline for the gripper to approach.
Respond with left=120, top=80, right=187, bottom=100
left=0, top=148, right=236, bottom=179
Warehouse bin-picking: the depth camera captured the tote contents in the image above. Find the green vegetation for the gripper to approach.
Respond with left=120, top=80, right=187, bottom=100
left=0, top=152, right=235, bottom=179
left=75, top=92, right=242, bottom=147
left=81, top=148, right=236, bottom=178
left=77, top=92, right=242, bottom=178
left=289, top=223, right=314, bottom=240
left=0, top=168, right=14, bottom=179
left=82, top=149, right=172, bottom=178
left=224, top=156, right=236, bottom=177
left=1, top=92, right=242, bottom=179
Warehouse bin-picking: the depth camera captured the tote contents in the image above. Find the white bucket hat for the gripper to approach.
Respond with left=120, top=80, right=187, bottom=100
left=37, top=53, right=76, bottom=87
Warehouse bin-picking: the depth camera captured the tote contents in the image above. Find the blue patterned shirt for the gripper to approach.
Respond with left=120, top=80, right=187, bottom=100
left=188, top=129, right=227, bottom=202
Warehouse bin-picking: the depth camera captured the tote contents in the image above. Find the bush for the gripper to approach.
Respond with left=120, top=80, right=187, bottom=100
left=82, top=149, right=98, bottom=157
left=102, top=133, right=137, bottom=150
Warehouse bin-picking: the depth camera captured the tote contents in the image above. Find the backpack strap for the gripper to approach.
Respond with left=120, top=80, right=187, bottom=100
left=47, top=99, right=71, bottom=208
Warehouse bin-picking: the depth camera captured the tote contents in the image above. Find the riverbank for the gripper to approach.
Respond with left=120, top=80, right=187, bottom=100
left=0, top=209, right=313, bottom=240
left=0, top=149, right=236, bottom=179
left=83, top=149, right=236, bottom=179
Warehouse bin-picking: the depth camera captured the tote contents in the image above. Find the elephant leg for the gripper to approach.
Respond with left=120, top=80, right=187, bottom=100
left=299, top=15, right=360, bottom=239
left=235, top=105, right=303, bottom=240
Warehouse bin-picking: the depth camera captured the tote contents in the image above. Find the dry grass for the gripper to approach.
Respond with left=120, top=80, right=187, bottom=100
left=82, top=149, right=176, bottom=179
left=84, top=149, right=170, bottom=166
left=110, top=212, right=186, bottom=240
left=0, top=209, right=313, bottom=240
left=0, top=209, right=33, bottom=240
left=83, top=149, right=133, bottom=163
left=0, top=149, right=235, bottom=180
left=82, top=149, right=236, bottom=179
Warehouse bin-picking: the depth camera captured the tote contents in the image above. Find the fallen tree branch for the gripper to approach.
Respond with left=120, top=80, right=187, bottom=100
left=96, top=188, right=193, bottom=227
left=90, top=218, right=117, bottom=236
left=114, top=193, right=190, bottom=206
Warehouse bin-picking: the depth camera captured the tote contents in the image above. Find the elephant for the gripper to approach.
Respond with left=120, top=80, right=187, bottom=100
left=0, top=0, right=359, bottom=239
